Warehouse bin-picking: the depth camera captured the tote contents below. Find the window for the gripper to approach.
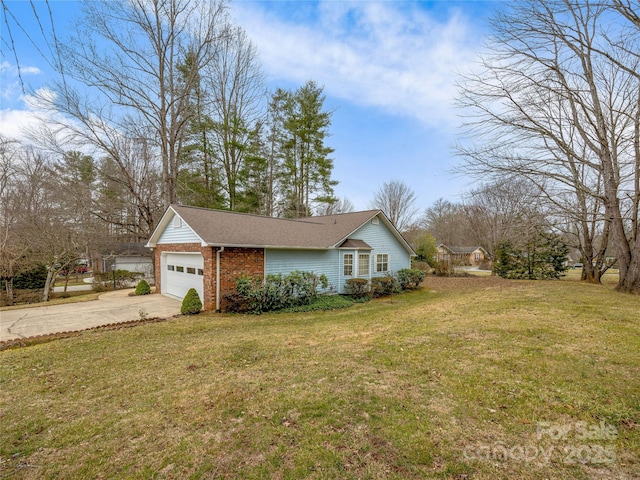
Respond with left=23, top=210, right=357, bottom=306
left=186, top=267, right=196, bottom=274
left=167, top=265, right=175, bottom=271
left=474, top=252, right=480, bottom=261
left=358, top=253, right=370, bottom=276
left=376, top=254, right=389, bottom=272
left=197, top=268, right=204, bottom=275
left=343, top=254, right=353, bottom=276
left=176, top=266, right=184, bottom=273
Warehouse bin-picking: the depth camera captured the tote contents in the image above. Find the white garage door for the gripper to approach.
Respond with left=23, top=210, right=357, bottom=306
left=162, top=253, right=204, bottom=302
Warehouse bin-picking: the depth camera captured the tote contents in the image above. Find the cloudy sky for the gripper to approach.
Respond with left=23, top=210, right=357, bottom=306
left=1, top=0, right=498, bottom=211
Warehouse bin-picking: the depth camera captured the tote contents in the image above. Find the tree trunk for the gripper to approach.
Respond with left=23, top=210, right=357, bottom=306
left=43, top=268, right=54, bottom=302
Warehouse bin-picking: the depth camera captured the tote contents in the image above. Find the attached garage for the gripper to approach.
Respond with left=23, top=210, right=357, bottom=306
left=161, top=252, right=204, bottom=303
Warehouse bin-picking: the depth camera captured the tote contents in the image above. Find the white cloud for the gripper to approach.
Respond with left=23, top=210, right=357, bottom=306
left=0, top=88, right=59, bottom=143
left=0, top=108, right=40, bottom=140
left=232, top=1, right=483, bottom=129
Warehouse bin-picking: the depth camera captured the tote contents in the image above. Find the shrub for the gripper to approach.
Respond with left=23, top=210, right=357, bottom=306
left=181, top=288, right=203, bottom=315
left=234, top=271, right=329, bottom=314
left=344, top=278, right=370, bottom=299
left=370, top=275, right=400, bottom=297
left=14, top=265, right=48, bottom=290
left=224, top=292, right=249, bottom=313
left=135, top=279, right=151, bottom=295
left=397, top=268, right=426, bottom=290
left=433, top=261, right=450, bottom=276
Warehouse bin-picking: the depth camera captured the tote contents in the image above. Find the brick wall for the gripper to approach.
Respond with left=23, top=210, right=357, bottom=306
left=218, top=247, right=265, bottom=311
left=153, top=244, right=264, bottom=312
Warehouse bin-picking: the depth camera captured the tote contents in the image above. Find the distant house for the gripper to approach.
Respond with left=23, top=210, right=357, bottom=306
left=146, top=205, right=415, bottom=311
left=436, top=244, right=490, bottom=267
left=96, top=242, right=153, bottom=277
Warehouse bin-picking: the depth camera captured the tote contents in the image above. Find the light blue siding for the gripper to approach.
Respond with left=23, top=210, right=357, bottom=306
left=157, top=213, right=201, bottom=244
left=352, top=219, right=412, bottom=276
left=265, top=249, right=339, bottom=294
left=265, top=216, right=412, bottom=294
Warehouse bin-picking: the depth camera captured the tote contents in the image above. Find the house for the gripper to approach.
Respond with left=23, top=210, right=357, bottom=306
left=97, top=243, right=153, bottom=279
left=146, top=205, right=416, bottom=311
left=436, top=244, right=490, bottom=267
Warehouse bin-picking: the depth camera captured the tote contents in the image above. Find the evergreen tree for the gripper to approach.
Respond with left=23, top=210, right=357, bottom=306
left=277, top=81, right=337, bottom=218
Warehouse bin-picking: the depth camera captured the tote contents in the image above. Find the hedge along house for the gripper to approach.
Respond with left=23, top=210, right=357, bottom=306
left=146, top=205, right=415, bottom=311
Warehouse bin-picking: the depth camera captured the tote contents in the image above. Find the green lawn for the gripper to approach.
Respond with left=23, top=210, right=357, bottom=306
left=1, top=276, right=638, bottom=479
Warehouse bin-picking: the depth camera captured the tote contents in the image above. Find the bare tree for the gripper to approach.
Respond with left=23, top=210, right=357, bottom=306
left=201, top=26, right=266, bottom=211
left=457, top=0, right=640, bottom=293
left=33, top=0, right=228, bottom=211
left=421, top=198, right=468, bottom=246
left=463, top=178, right=547, bottom=257
left=316, top=197, right=355, bottom=216
left=370, top=180, right=419, bottom=232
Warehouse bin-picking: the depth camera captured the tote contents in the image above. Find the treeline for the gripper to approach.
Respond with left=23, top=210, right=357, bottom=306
left=0, top=0, right=342, bottom=301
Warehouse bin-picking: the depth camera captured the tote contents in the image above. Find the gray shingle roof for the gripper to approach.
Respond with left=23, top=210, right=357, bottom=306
left=166, top=205, right=383, bottom=249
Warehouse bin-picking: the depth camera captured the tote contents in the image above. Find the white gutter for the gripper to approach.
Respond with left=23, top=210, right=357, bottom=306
left=216, top=246, right=224, bottom=312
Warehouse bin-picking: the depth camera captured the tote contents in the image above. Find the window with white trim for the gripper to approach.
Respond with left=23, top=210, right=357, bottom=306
left=167, top=265, right=175, bottom=271
left=376, top=254, right=389, bottom=272
left=343, top=254, right=353, bottom=276
left=186, top=267, right=196, bottom=274
left=358, top=253, right=370, bottom=276
left=176, top=266, right=184, bottom=273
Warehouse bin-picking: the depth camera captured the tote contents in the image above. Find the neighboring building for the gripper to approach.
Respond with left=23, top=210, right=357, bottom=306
left=436, top=244, right=490, bottom=267
left=146, top=205, right=415, bottom=311
left=97, top=243, right=153, bottom=279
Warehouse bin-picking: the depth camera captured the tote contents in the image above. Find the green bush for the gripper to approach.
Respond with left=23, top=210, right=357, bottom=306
left=344, top=278, right=370, bottom=299
left=234, top=271, right=329, bottom=314
left=181, top=288, right=203, bottom=315
left=370, top=275, right=400, bottom=297
left=397, top=268, right=426, bottom=290
left=135, top=279, right=151, bottom=295
left=14, top=265, right=48, bottom=290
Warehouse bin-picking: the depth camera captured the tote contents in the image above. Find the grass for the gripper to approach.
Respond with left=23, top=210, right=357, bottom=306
left=0, top=276, right=638, bottom=479
left=0, top=291, right=101, bottom=312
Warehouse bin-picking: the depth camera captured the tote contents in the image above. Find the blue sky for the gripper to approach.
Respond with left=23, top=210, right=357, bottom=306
left=1, top=0, right=498, bottom=212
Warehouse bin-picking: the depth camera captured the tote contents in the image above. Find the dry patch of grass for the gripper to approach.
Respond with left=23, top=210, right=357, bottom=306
left=1, top=277, right=638, bottom=479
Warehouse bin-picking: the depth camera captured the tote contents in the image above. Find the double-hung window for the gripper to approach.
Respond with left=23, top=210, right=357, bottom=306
left=358, top=253, right=370, bottom=276
left=343, top=254, right=354, bottom=276
left=376, top=254, right=389, bottom=273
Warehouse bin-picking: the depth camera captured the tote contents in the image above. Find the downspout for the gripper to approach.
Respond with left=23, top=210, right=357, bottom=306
left=216, top=246, right=225, bottom=312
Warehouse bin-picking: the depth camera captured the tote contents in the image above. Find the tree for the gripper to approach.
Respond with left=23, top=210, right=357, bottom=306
left=420, top=198, right=468, bottom=246
left=203, top=26, right=266, bottom=211
left=494, top=231, right=569, bottom=280
left=462, top=178, right=547, bottom=258
left=413, top=232, right=438, bottom=266
left=278, top=81, right=337, bottom=218
left=316, top=197, right=355, bottom=216
left=34, top=0, right=228, bottom=211
left=457, top=0, right=640, bottom=293
left=371, top=180, right=419, bottom=232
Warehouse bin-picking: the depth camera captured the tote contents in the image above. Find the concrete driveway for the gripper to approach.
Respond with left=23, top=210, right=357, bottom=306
left=0, top=290, right=181, bottom=342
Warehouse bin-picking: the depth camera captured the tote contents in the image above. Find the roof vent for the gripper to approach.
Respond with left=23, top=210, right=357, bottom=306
left=372, top=217, right=379, bottom=225
left=173, top=216, right=182, bottom=228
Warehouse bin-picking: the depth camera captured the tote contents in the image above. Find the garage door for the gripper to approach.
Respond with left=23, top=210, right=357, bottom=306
left=162, top=253, right=204, bottom=303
